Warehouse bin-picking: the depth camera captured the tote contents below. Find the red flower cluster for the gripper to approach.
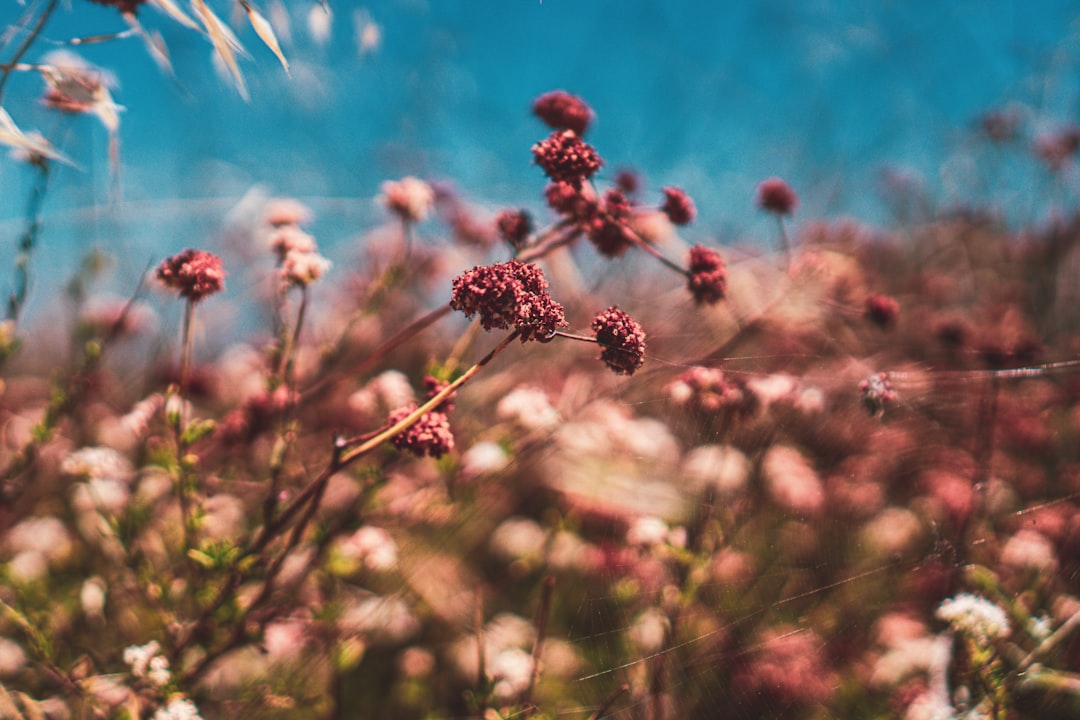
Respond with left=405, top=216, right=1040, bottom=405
left=756, top=177, right=799, bottom=215
left=495, top=209, right=533, bottom=249
left=532, top=130, right=602, bottom=188
left=422, top=375, right=456, bottom=412
left=585, top=189, right=633, bottom=257
left=156, top=249, right=226, bottom=303
left=532, top=90, right=593, bottom=136
left=661, top=186, right=696, bottom=225
left=450, top=260, right=567, bottom=342
left=686, top=245, right=726, bottom=305
left=387, top=405, right=454, bottom=459
left=87, top=0, right=146, bottom=13
left=591, top=307, right=646, bottom=376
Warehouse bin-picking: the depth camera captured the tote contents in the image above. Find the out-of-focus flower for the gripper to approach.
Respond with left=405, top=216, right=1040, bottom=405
left=264, top=197, right=313, bottom=227
left=585, top=189, right=633, bottom=257
left=979, top=108, right=1021, bottom=143
left=121, top=393, right=164, bottom=439
left=88, top=0, right=147, bottom=13
left=280, top=248, right=332, bottom=286
left=460, top=441, right=510, bottom=478
left=81, top=577, right=107, bottom=622
left=336, top=526, right=399, bottom=571
left=735, top=627, right=835, bottom=706
left=686, top=244, right=726, bottom=305
left=156, top=249, right=226, bottom=303
left=865, top=293, right=900, bottom=329
left=495, top=208, right=533, bottom=248
left=40, top=51, right=121, bottom=133
left=489, top=517, right=546, bottom=562
left=681, top=444, right=751, bottom=495
left=532, top=90, right=593, bottom=135
left=1033, top=125, right=1080, bottom=172
left=0, top=637, right=27, bottom=677
left=496, top=385, right=561, bottom=432
left=349, top=370, right=417, bottom=418
left=386, top=405, right=454, bottom=459
left=667, top=367, right=746, bottom=414
left=591, top=306, right=646, bottom=375
left=489, top=647, right=535, bottom=700
left=661, top=186, right=696, bottom=225
left=380, top=176, right=435, bottom=223
left=60, top=446, right=132, bottom=481
left=124, top=641, right=171, bottom=687
left=532, top=129, right=602, bottom=188
left=756, top=176, right=799, bottom=215
left=936, top=593, right=1010, bottom=646
left=628, top=608, right=669, bottom=654
left=762, top=445, right=825, bottom=516
left=626, top=516, right=670, bottom=547
left=860, top=372, right=896, bottom=417
left=152, top=696, right=202, bottom=720
left=269, top=225, right=317, bottom=259
left=450, top=260, right=567, bottom=342
left=1000, top=529, right=1058, bottom=574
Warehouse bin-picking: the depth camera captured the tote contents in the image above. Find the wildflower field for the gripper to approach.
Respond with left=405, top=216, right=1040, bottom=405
left=4, top=2, right=1080, bottom=719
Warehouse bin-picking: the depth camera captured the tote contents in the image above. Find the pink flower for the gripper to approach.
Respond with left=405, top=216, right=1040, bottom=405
left=269, top=225, right=318, bottom=260
left=591, top=307, right=646, bottom=376
left=387, top=405, right=454, bottom=459
left=265, top=198, right=313, bottom=227
left=532, top=90, right=593, bottom=135
left=859, top=372, right=896, bottom=417
left=155, top=249, right=226, bottom=302
left=380, top=176, right=435, bottom=223
left=450, top=260, right=567, bottom=342
left=686, top=244, right=726, bottom=305
left=661, top=186, right=696, bottom=225
left=755, top=177, right=799, bottom=215
left=280, top=249, right=332, bottom=286
left=532, top=130, right=602, bottom=188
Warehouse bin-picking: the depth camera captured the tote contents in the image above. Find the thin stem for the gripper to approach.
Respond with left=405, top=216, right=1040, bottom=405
left=516, top=224, right=581, bottom=262
left=175, top=299, right=196, bottom=553
left=7, top=161, right=50, bottom=326
left=776, top=215, right=792, bottom=266
left=0, top=0, right=58, bottom=104
left=625, top=227, right=690, bottom=277
left=587, top=684, right=630, bottom=720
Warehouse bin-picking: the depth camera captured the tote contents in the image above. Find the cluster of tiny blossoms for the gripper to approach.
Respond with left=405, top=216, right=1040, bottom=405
left=686, top=244, right=727, bottom=305
left=123, top=640, right=171, bottom=687
left=592, top=307, right=647, bottom=376
left=155, top=249, right=226, bottom=303
left=449, top=259, right=567, bottom=342
left=267, top=204, right=332, bottom=287
left=936, top=593, right=1011, bottom=647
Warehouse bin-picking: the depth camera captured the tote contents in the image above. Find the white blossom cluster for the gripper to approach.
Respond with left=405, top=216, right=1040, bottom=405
left=935, top=593, right=1010, bottom=646
left=152, top=696, right=202, bottom=720
left=123, top=640, right=171, bottom=687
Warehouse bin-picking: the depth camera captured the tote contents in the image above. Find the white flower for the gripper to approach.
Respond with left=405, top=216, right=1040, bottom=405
left=936, top=593, right=1010, bottom=646
left=488, top=647, right=534, bottom=700
left=626, top=516, right=669, bottom=547
left=152, top=696, right=202, bottom=720
left=125, top=640, right=171, bottom=686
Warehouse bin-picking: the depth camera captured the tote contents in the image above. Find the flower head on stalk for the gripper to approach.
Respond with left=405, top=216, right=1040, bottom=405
left=686, top=245, right=726, bottom=305
left=380, top=176, right=435, bottom=223
left=661, top=186, right=696, bottom=225
left=156, top=249, right=226, bottom=303
left=532, top=129, right=602, bottom=188
left=386, top=405, right=454, bottom=459
left=592, top=307, right=647, bottom=375
left=756, top=177, right=799, bottom=216
left=450, top=260, right=566, bottom=342
left=532, top=90, right=593, bottom=135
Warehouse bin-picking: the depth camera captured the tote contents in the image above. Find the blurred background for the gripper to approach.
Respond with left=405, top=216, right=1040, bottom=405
left=3, top=0, right=1080, bottom=315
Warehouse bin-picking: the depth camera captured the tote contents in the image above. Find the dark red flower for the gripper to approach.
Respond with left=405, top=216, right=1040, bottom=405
left=387, top=405, right=454, bottom=459
left=592, top=307, right=646, bottom=375
left=615, top=168, right=641, bottom=196
left=87, top=0, right=147, bottom=13
left=755, top=177, right=799, bottom=215
left=532, top=90, right=593, bottom=135
left=661, top=186, right=696, bottom=225
left=450, top=260, right=567, bottom=342
left=532, top=130, right=602, bottom=188
left=585, top=189, right=633, bottom=257
left=864, top=293, right=900, bottom=329
left=686, top=244, right=726, bottom=305
left=495, top=209, right=533, bottom=249
left=156, top=249, right=226, bottom=303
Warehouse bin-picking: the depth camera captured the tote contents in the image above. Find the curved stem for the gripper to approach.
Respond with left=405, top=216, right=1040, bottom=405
left=0, top=0, right=58, bottom=104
